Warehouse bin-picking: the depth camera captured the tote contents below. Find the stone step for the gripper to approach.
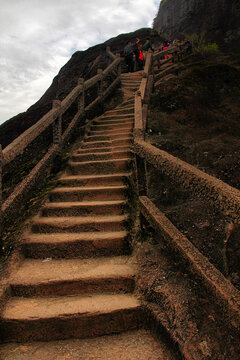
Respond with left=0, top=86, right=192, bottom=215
left=121, top=72, right=142, bottom=79
left=93, top=118, right=133, bottom=126
left=121, top=79, right=141, bottom=83
left=84, top=133, right=132, bottom=143
left=76, top=145, right=132, bottom=154
left=89, top=127, right=132, bottom=135
left=99, top=113, right=134, bottom=120
left=90, top=123, right=133, bottom=131
left=68, top=158, right=130, bottom=175
left=49, top=185, right=127, bottom=202
left=0, top=329, right=179, bottom=360
left=31, top=215, right=128, bottom=233
left=1, top=293, right=143, bottom=342
left=10, top=256, right=135, bottom=297
left=121, top=82, right=141, bottom=87
left=104, top=107, right=134, bottom=115
left=71, top=150, right=132, bottom=162
left=81, top=138, right=132, bottom=149
left=58, top=173, right=130, bottom=187
left=22, top=231, right=129, bottom=259
left=41, top=200, right=127, bottom=217
left=115, top=99, right=134, bottom=109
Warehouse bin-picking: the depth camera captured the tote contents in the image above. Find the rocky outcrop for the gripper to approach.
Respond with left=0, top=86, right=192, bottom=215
left=153, top=0, right=240, bottom=52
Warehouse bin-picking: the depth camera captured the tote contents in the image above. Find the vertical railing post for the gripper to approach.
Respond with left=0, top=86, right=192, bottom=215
left=106, top=46, right=112, bottom=66
left=78, top=78, right=85, bottom=113
left=135, top=155, right=148, bottom=196
left=116, top=53, right=121, bottom=76
left=52, top=100, right=62, bottom=144
left=97, top=69, right=103, bottom=99
left=0, top=144, right=3, bottom=207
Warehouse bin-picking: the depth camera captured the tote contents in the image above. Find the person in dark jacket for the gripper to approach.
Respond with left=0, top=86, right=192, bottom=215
left=142, top=38, right=154, bottom=60
left=124, top=38, right=140, bottom=72
left=142, top=38, right=154, bottom=52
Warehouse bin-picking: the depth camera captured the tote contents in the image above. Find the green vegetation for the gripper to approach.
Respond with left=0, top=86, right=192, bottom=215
left=186, top=31, right=219, bottom=56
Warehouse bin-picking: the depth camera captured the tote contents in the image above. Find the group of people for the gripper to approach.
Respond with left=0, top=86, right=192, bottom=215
left=123, top=37, right=192, bottom=73
left=123, top=37, right=154, bottom=73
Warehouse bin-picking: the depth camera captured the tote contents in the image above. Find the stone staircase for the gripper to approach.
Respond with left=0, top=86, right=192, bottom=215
left=1, top=75, right=143, bottom=343
left=0, top=72, right=179, bottom=360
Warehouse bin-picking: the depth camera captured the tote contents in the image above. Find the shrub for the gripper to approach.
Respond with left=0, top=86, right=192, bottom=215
left=185, top=32, right=220, bottom=56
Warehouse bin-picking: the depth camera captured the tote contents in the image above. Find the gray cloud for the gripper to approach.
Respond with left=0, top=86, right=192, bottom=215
left=0, top=0, right=158, bottom=124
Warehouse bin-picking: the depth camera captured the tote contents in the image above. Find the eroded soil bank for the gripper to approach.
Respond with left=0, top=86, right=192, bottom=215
left=146, top=53, right=240, bottom=289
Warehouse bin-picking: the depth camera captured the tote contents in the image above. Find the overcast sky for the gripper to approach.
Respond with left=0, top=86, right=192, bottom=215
left=0, top=0, right=159, bottom=125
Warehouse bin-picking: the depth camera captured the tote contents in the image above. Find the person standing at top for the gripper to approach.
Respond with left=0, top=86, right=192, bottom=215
left=123, top=38, right=140, bottom=73
left=142, top=38, right=154, bottom=60
left=134, top=42, right=144, bottom=70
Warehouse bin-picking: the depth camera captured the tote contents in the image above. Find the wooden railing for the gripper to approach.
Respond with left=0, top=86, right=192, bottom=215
left=133, top=46, right=240, bottom=223
left=0, top=47, right=121, bottom=232
left=132, top=46, right=240, bottom=331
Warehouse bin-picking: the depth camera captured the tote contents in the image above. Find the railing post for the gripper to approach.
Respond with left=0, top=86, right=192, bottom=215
left=97, top=69, right=103, bottom=99
left=106, top=46, right=111, bottom=66
left=78, top=78, right=85, bottom=113
left=52, top=100, right=62, bottom=144
left=0, top=144, right=3, bottom=207
left=116, top=53, right=121, bottom=76
left=135, top=155, right=148, bottom=196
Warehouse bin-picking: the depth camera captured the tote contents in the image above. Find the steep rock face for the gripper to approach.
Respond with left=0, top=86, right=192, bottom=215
left=153, top=0, right=240, bottom=52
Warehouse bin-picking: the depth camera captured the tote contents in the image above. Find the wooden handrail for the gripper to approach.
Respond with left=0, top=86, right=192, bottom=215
left=0, top=47, right=121, bottom=222
left=132, top=45, right=240, bottom=222
left=2, top=49, right=120, bottom=166
left=139, top=196, right=240, bottom=322
left=134, top=138, right=240, bottom=221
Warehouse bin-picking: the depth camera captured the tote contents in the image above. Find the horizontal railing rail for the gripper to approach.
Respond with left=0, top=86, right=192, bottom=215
left=139, top=196, right=240, bottom=322
left=134, top=137, right=240, bottom=221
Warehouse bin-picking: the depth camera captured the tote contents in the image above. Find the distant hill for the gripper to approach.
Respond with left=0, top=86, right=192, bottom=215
left=153, top=0, right=240, bottom=52
left=0, top=28, right=163, bottom=149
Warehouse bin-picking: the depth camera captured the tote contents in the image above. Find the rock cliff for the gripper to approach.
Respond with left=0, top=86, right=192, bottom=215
left=153, top=0, right=240, bottom=52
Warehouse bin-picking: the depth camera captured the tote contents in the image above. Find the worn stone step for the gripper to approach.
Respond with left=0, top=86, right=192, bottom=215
left=1, top=294, right=143, bottom=342
left=121, top=72, right=142, bottom=78
left=93, top=118, right=133, bottom=126
left=89, top=128, right=132, bottom=136
left=76, top=145, right=132, bottom=155
left=10, top=256, right=135, bottom=297
left=49, top=185, right=127, bottom=202
left=90, top=123, right=133, bottom=131
left=72, top=150, right=132, bottom=162
left=31, top=214, right=128, bottom=233
left=41, top=200, right=127, bottom=217
left=80, top=140, right=112, bottom=149
left=22, top=231, right=129, bottom=259
left=81, top=138, right=132, bottom=149
left=99, top=113, right=134, bottom=120
left=0, top=329, right=180, bottom=360
left=104, top=107, right=134, bottom=115
left=121, top=82, right=141, bottom=87
left=58, top=173, right=130, bottom=187
left=84, top=133, right=132, bottom=143
left=115, top=99, right=134, bottom=109
left=68, top=158, right=130, bottom=175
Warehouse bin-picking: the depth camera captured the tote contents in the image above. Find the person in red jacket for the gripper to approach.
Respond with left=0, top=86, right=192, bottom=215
left=134, top=42, right=144, bottom=70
